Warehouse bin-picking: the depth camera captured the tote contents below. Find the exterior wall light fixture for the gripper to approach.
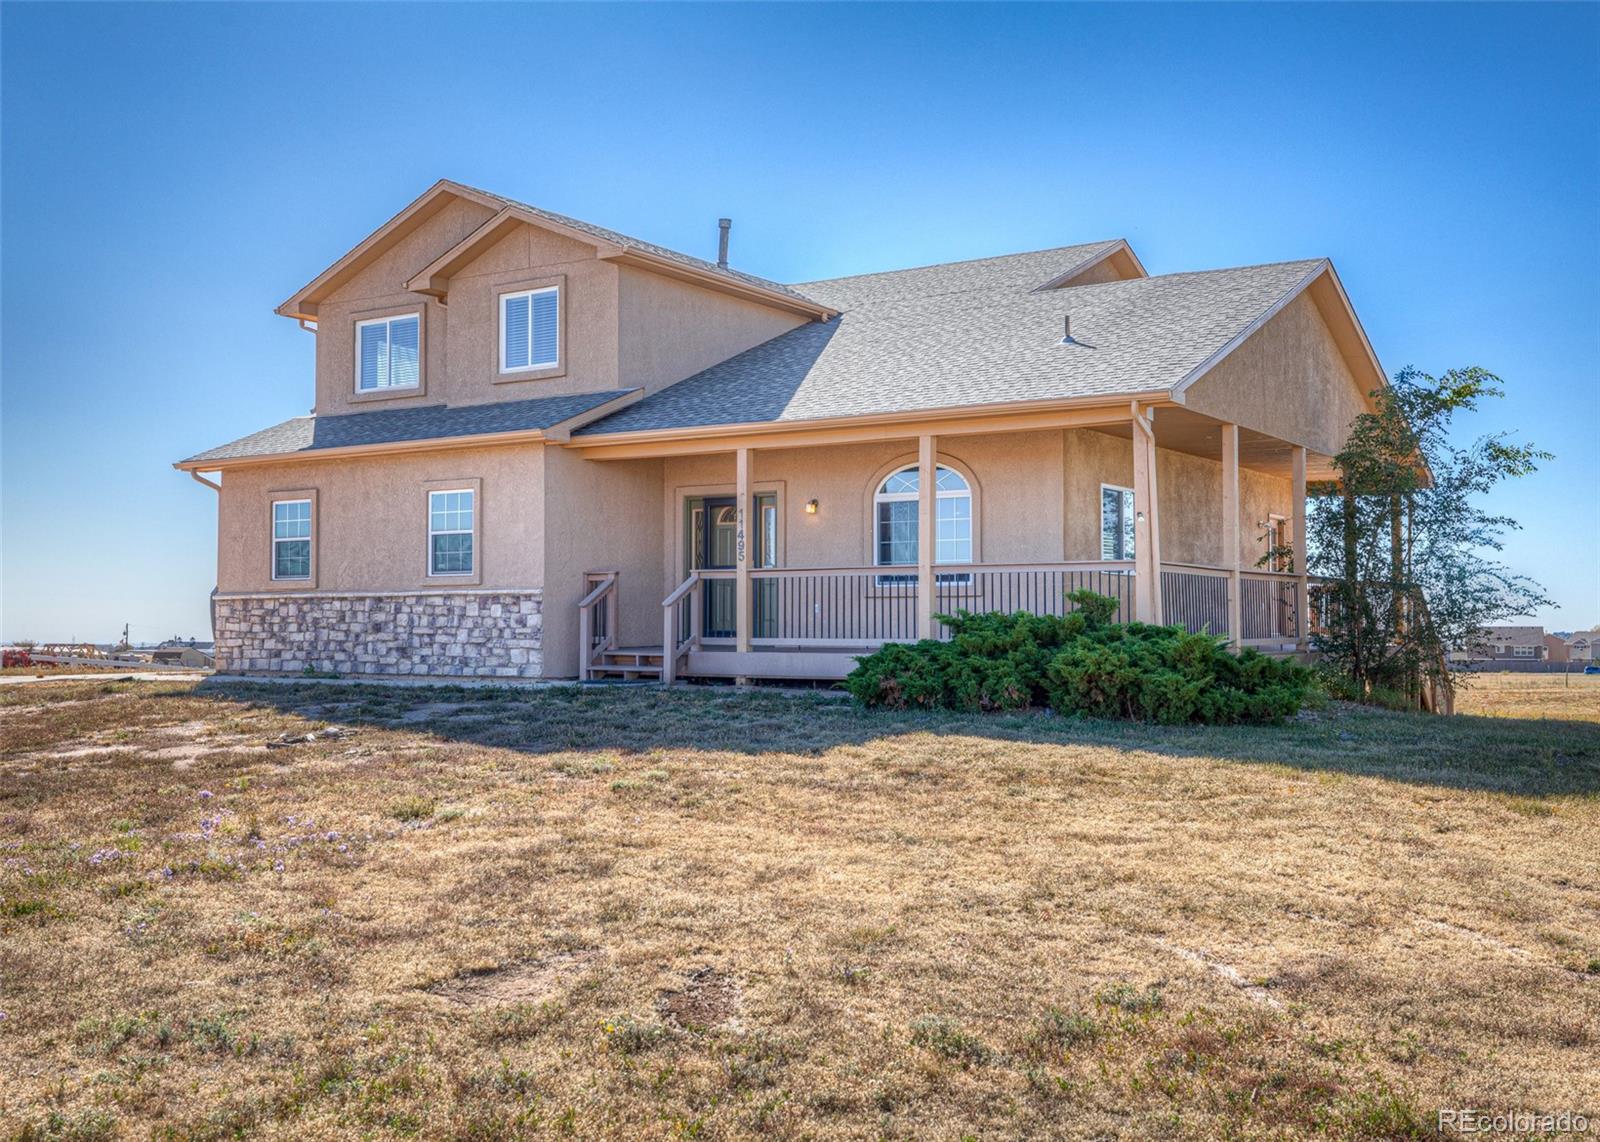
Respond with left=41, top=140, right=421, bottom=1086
left=805, top=499, right=819, bottom=515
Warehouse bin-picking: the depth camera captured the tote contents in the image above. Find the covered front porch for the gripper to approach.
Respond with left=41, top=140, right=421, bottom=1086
left=566, top=401, right=1330, bottom=683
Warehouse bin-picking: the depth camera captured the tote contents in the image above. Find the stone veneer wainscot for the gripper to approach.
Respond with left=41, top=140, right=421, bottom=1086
left=212, top=590, right=543, bottom=678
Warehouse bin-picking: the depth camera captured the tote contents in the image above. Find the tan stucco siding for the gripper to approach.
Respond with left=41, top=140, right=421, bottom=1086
left=216, top=444, right=544, bottom=594
left=1182, top=290, right=1371, bottom=458
left=435, top=223, right=622, bottom=405
left=314, top=198, right=498, bottom=417
left=617, top=265, right=808, bottom=396
left=322, top=197, right=498, bottom=309
left=657, top=432, right=1067, bottom=593
left=1056, top=258, right=1125, bottom=287
left=540, top=447, right=664, bottom=678
left=1062, top=429, right=1289, bottom=568
left=312, top=212, right=623, bottom=416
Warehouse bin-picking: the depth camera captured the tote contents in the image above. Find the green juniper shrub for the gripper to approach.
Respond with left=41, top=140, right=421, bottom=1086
left=845, top=589, right=1311, bottom=724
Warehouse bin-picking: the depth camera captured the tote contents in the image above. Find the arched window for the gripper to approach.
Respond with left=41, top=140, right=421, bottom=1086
left=874, top=464, right=972, bottom=582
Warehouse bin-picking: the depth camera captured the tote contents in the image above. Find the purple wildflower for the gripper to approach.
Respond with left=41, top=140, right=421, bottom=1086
left=198, top=790, right=214, bottom=800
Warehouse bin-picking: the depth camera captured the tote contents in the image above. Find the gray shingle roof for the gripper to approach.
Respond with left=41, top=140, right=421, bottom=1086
left=181, top=390, right=630, bottom=465
left=577, top=256, right=1326, bottom=436
left=468, top=184, right=819, bottom=306
left=793, top=241, right=1124, bottom=309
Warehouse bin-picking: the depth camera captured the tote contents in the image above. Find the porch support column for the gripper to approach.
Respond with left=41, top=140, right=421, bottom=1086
left=1221, top=422, right=1242, bottom=647
left=1293, top=445, right=1309, bottom=650
left=1130, top=404, right=1164, bottom=623
left=735, top=446, right=752, bottom=659
left=918, top=434, right=936, bottom=640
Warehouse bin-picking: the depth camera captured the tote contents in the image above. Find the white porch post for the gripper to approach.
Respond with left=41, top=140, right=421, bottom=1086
left=918, top=434, right=936, bottom=639
left=1131, top=404, right=1163, bottom=623
left=1293, top=445, right=1309, bottom=649
left=735, top=446, right=751, bottom=658
left=1221, top=422, right=1242, bottom=647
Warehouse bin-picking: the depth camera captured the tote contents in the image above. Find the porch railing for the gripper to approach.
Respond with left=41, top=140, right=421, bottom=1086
left=931, top=563, right=1135, bottom=634
left=1161, top=563, right=1313, bottom=642
left=654, top=561, right=1317, bottom=682
left=1161, top=565, right=1230, bottom=635
left=1241, top=570, right=1302, bottom=642
left=749, top=567, right=921, bottom=644
left=576, top=571, right=619, bottom=681
left=661, top=572, right=701, bottom=685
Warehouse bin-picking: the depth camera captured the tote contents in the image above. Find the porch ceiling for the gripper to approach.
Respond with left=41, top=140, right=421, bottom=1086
left=1092, top=406, right=1337, bottom=480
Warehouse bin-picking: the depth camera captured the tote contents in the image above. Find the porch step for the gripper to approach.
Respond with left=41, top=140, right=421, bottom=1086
left=590, top=646, right=665, bottom=679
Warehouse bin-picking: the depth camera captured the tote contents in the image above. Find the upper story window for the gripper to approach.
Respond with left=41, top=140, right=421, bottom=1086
left=356, top=313, right=420, bottom=391
left=500, top=286, right=560, bottom=373
left=428, top=489, right=475, bottom=576
left=271, top=499, right=312, bottom=580
left=1101, top=485, right=1135, bottom=560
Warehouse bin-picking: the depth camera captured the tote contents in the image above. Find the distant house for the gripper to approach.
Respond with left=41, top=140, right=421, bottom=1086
left=150, top=646, right=214, bottom=669
left=1565, top=630, right=1598, bottom=661
left=1457, top=625, right=1548, bottom=664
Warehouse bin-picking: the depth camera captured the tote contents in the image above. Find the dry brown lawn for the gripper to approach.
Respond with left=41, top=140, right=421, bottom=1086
left=1454, top=670, right=1600, bottom=723
left=1, top=678, right=1596, bottom=1140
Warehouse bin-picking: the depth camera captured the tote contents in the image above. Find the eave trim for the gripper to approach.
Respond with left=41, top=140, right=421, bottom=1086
left=566, top=389, right=1173, bottom=451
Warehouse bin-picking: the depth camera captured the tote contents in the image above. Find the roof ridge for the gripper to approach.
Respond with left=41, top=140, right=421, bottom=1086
left=791, top=240, right=1123, bottom=288
left=446, top=180, right=814, bottom=303
left=1141, top=256, right=1326, bottom=282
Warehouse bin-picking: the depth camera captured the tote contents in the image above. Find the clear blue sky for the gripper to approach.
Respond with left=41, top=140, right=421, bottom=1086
left=3, top=2, right=1596, bottom=643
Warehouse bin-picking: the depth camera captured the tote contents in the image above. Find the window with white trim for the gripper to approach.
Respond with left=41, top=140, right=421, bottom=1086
left=356, top=313, right=421, bottom=391
left=271, top=500, right=312, bottom=580
left=1512, top=645, right=1535, bottom=658
left=873, top=464, right=971, bottom=585
left=500, top=286, right=559, bottom=372
left=1101, top=485, right=1135, bottom=560
left=428, top=489, right=475, bottom=576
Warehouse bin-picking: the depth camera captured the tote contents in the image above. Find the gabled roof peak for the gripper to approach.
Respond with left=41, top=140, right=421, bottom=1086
left=277, top=179, right=833, bottom=323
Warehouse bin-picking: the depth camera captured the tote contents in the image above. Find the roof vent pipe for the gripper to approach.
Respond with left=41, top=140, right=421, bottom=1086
left=1060, top=315, right=1074, bottom=344
left=717, top=218, right=731, bottom=268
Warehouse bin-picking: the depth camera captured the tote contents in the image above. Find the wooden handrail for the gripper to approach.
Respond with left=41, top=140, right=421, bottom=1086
left=662, top=572, right=701, bottom=606
left=577, top=573, right=619, bottom=680
left=661, top=572, right=702, bottom=684
left=578, top=574, right=618, bottom=609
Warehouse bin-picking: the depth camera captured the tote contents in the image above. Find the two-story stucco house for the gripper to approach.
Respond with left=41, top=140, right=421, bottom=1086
left=177, top=179, right=1386, bottom=683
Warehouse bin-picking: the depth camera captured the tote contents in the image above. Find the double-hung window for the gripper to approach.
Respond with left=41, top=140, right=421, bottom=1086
left=500, top=286, right=560, bottom=373
left=873, top=464, right=972, bottom=586
left=356, top=313, right=420, bottom=392
left=428, top=489, right=475, bottom=576
left=1100, top=485, right=1135, bottom=561
left=272, top=500, right=312, bottom=581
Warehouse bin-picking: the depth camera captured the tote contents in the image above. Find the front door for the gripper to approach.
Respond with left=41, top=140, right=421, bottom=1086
left=699, top=497, right=738, bottom=638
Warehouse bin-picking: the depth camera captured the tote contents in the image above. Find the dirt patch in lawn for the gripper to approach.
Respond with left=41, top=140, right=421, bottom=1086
left=656, top=965, right=743, bottom=1030
left=428, top=948, right=605, bottom=1007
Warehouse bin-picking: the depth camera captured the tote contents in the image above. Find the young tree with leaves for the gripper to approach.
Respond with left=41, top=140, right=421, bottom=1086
left=1303, top=366, right=1552, bottom=710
